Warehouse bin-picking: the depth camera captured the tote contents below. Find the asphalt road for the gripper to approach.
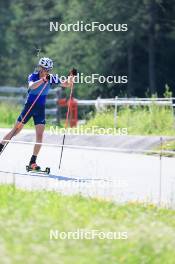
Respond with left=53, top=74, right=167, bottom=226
left=0, top=129, right=175, bottom=207
left=0, top=128, right=174, bottom=150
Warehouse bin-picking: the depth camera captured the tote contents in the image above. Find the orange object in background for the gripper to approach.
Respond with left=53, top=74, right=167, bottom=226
left=58, top=98, right=78, bottom=127
left=68, top=98, right=78, bottom=127
left=58, top=98, right=67, bottom=107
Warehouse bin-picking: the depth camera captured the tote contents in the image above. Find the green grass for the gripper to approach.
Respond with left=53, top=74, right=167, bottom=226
left=0, top=103, right=21, bottom=128
left=0, top=102, right=175, bottom=136
left=151, top=140, right=175, bottom=157
left=83, top=105, right=175, bottom=136
left=0, top=103, right=56, bottom=130
left=0, top=185, right=175, bottom=264
left=160, top=140, right=175, bottom=152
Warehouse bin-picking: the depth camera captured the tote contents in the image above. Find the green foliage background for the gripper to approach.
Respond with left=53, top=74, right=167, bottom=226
left=0, top=0, right=175, bottom=98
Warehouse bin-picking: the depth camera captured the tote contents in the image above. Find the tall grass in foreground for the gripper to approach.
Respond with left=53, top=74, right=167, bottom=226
left=0, top=102, right=174, bottom=135
left=0, top=102, right=34, bottom=128
left=0, top=103, right=21, bottom=127
left=84, top=104, right=175, bottom=135
left=0, top=103, right=53, bottom=129
left=0, top=185, right=175, bottom=264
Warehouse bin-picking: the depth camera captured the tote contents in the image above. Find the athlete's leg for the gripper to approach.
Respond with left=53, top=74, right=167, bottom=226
left=29, top=107, right=45, bottom=167
left=0, top=122, right=24, bottom=150
left=0, top=102, right=32, bottom=152
left=29, top=124, right=45, bottom=167
left=33, top=124, right=45, bottom=156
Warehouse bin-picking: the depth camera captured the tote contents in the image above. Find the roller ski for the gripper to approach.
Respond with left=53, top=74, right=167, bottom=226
left=26, top=163, right=50, bottom=175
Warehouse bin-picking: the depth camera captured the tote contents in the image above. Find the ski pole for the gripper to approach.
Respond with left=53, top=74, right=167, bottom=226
left=0, top=81, right=48, bottom=156
left=58, top=77, right=75, bottom=171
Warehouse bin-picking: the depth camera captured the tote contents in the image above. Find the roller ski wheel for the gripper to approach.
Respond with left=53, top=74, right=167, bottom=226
left=26, top=164, right=50, bottom=175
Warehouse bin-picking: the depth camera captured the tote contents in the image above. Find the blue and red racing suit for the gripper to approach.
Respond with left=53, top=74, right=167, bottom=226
left=17, top=72, right=61, bottom=125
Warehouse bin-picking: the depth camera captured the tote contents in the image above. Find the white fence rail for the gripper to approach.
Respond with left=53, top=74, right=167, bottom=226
left=0, top=87, right=174, bottom=124
left=78, top=97, right=173, bottom=107
left=0, top=86, right=59, bottom=122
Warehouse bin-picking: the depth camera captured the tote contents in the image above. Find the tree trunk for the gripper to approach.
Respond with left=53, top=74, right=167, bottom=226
left=148, top=0, right=156, bottom=95
left=127, top=41, right=134, bottom=97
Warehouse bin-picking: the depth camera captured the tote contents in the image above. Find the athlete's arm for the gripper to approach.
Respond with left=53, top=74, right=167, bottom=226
left=60, top=79, right=73, bottom=88
left=51, top=68, right=77, bottom=88
left=28, top=76, right=48, bottom=90
left=60, top=71, right=76, bottom=88
left=50, top=75, right=73, bottom=88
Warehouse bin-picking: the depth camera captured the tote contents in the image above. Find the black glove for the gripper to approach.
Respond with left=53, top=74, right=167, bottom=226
left=46, top=74, right=50, bottom=81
